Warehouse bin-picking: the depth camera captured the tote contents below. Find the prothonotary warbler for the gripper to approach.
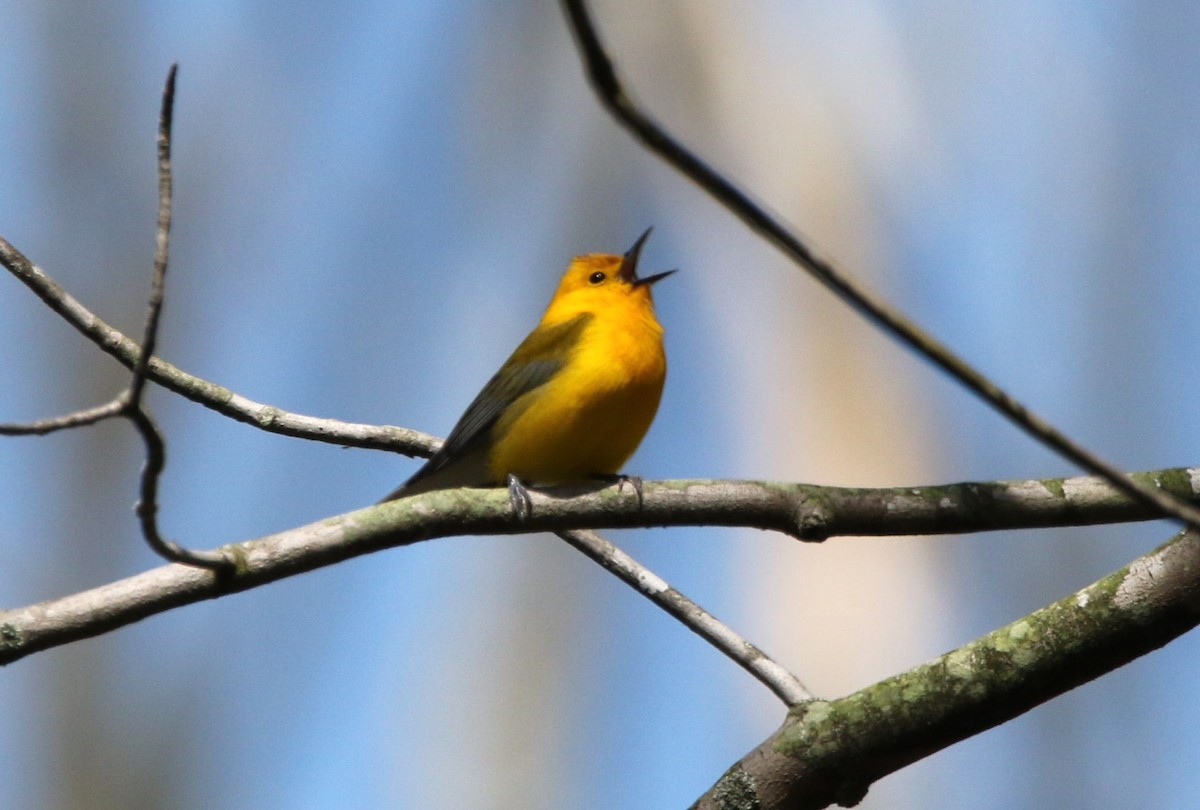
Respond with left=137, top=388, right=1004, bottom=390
left=382, top=229, right=672, bottom=511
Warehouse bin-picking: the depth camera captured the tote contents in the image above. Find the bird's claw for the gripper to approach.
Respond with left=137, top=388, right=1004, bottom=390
left=594, top=473, right=645, bottom=507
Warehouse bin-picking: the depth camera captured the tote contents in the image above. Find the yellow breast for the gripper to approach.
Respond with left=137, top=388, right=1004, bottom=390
left=487, top=255, right=667, bottom=484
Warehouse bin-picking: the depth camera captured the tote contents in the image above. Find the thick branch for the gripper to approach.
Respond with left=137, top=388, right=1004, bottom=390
left=785, top=468, right=1199, bottom=539
left=374, top=470, right=1199, bottom=543
left=2, top=469, right=1196, bottom=666
left=695, top=527, right=1200, bottom=808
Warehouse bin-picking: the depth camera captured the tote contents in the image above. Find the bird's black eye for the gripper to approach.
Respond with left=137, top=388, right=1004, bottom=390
left=588, top=271, right=607, bottom=285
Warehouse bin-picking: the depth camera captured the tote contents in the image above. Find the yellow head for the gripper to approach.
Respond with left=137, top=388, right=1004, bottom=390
left=542, top=229, right=674, bottom=325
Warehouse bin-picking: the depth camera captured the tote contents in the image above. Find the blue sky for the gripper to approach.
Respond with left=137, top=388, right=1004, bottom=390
left=2, top=3, right=1199, bottom=808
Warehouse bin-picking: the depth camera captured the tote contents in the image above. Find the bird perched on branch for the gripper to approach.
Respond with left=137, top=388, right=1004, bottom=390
left=382, top=229, right=672, bottom=512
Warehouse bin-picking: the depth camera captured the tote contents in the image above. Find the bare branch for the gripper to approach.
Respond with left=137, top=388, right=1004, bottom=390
left=0, top=68, right=229, bottom=570
left=780, top=467, right=1200, bottom=540
left=0, top=399, right=125, bottom=435
left=106, top=66, right=230, bottom=572
left=0, top=491, right=624, bottom=666
left=451, top=469, right=1194, bottom=542
left=128, top=62, right=176, bottom=406
left=0, top=235, right=436, bottom=456
left=125, top=405, right=229, bottom=569
left=694, top=527, right=1200, bottom=808
left=1, top=468, right=1195, bottom=667
left=557, top=528, right=812, bottom=705
left=558, top=0, right=1200, bottom=531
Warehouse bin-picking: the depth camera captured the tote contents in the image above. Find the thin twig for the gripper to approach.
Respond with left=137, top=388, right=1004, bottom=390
left=0, top=399, right=125, bottom=435
left=558, top=0, right=1200, bottom=532
left=125, top=407, right=226, bottom=568
left=129, top=63, right=176, bottom=406
left=557, top=528, right=811, bottom=704
left=120, top=65, right=231, bottom=571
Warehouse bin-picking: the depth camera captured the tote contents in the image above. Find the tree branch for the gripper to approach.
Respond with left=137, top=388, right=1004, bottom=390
left=557, top=528, right=812, bottom=705
left=558, top=0, right=1200, bottom=532
left=1, top=469, right=1194, bottom=668
left=694, top=526, right=1200, bottom=808
left=0, top=234, right=436, bottom=455
left=0, top=66, right=230, bottom=570
left=114, top=64, right=231, bottom=570
left=0, top=399, right=126, bottom=435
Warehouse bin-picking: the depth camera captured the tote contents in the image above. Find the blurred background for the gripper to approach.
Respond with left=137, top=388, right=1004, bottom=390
left=2, top=2, right=1198, bottom=808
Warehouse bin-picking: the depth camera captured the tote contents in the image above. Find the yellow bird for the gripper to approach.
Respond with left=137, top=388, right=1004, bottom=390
left=382, top=229, right=672, bottom=509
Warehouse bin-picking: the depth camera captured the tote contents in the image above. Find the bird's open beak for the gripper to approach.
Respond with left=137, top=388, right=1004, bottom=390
left=619, top=227, right=676, bottom=287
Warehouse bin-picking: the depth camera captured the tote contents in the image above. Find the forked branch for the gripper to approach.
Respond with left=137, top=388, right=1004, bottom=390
left=0, top=66, right=229, bottom=571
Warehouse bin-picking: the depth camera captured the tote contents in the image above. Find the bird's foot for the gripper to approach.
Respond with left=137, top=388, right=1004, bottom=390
left=507, top=473, right=533, bottom=521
